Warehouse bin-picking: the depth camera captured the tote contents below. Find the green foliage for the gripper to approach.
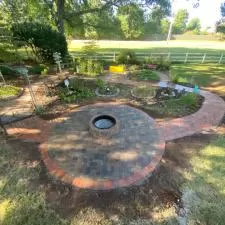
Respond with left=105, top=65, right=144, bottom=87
left=147, top=92, right=201, bottom=117
left=186, top=18, right=201, bottom=34
left=182, top=136, right=225, bottom=225
left=170, top=64, right=225, bottom=94
left=0, top=65, right=21, bottom=77
left=0, top=85, right=21, bottom=98
left=58, top=79, right=95, bottom=103
left=117, top=3, right=145, bottom=40
left=0, top=46, right=22, bottom=63
left=28, top=64, right=48, bottom=75
left=173, top=9, right=189, bottom=34
left=179, top=93, right=199, bottom=107
left=144, top=57, right=171, bottom=71
left=130, top=70, right=159, bottom=81
left=34, top=105, right=46, bottom=116
left=132, top=86, right=156, bottom=98
left=11, top=22, right=68, bottom=63
left=78, top=58, right=104, bottom=77
left=0, top=142, right=66, bottom=225
left=117, top=49, right=138, bottom=65
left=96, top=79, right=106, bottom=89
left=160, top=18, right=170, bottom=34
left=82, top=41, right=99, bottom=57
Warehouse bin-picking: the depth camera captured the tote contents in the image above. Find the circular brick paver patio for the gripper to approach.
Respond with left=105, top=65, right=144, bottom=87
left=40, top=103, right=165, bottom=190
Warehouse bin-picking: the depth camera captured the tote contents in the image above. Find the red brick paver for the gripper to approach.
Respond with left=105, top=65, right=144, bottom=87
left=4, top=74, right=225, bottom=190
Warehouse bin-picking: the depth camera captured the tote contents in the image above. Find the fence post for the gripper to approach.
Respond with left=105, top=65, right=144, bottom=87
left=113, top=52, right=116, bottom=62
left=202, top=53, right=206, bottom=63
left=167, top=52, right=171, bottom=61
left=184, top=53, right=189, bottom=63
left=219, top=53, right=223, bottom=64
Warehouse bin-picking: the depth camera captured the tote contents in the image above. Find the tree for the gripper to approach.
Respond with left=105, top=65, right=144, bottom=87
left=0, top=0, right=171, bottom=39
left=221, top=2, right=225, bottom=17
left=173, top=9, right=189, bottom=34
left=186, top=18, right=201, bottom=34
left=160, top=18, right=170, bottom=34
left=117, top=3, right=145, bottom=39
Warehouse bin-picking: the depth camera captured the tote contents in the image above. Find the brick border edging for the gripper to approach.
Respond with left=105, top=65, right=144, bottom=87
left=158, top=90, right=225, bottom=141
left=39, top=103, right=166, bottom=190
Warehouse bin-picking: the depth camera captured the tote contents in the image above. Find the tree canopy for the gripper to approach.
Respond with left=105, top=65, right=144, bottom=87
left=0, top=0, right=171, bottom=39
left=173, top=9, right=189, bottom=34
left=186, top=18, right=201, bottom=34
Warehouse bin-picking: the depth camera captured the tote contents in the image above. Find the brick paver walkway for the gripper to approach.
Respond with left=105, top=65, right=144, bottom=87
left=3, top=72, right=225, bottom=190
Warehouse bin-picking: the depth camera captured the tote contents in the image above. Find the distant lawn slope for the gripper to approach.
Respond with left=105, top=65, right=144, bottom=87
left=170, top=64, right=225, bottom=95
left=69, top=40, right=225, bottom=54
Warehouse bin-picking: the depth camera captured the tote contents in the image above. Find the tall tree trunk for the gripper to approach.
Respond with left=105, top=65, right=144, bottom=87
left=56, top=0, right=65, bottom=35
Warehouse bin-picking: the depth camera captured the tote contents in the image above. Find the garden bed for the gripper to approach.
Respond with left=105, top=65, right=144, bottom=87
left=0, top=85, right=24, bottom=100
left=128, top=69, right=160, bottom=81
left=48, top=77, right=204, bottom=120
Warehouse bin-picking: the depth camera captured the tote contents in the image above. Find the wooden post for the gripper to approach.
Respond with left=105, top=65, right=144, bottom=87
left=202, top=53, right=206, bottom=63
left=167, top=52, right=171, bottom=61
left=184, top=53, right=189, bottom=63
left=0, top=71, right=6, bottom=85
left=219, top=54, right=223, bottom=64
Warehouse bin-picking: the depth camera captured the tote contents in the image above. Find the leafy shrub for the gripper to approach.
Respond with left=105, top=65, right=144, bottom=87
left=28, top=64, right=48, bottom=75
left=11, top=22, right=68, bottom=63
left=117, top=49, right=139, bottom=65
left=128, top=65, right=140, bottom=72
left=0, top=65, right=21, bottom=77
left=82, top=41, right=99, bottom=57
left=179, top=93, right=199, bottom=107
left=58, top=79, right=94, bottom=103
left=144, top=57, right=171, bottom=71
left=129, top=69, right=159, bottom=81
left=78, top=58, right=103, bottom=77
left=96, top=79, right=106, bottom=89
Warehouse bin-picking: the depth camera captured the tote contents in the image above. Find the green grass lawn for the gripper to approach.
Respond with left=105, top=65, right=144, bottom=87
left=170, top=64, right=225, bottom=95
left=0, top=86, right=21, bottom=98
left=182, top=136, right=225, bottom=224
left=68, top=40, right=225, bottom=54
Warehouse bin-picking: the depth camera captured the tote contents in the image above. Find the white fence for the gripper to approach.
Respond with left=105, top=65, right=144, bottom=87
left=70, top=52, right=225, bottom=64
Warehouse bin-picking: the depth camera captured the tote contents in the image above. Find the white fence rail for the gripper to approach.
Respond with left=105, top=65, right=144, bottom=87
left=70, top=52, right=225, bottom=64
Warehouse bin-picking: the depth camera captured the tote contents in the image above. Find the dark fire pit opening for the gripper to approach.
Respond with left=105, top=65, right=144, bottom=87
left=93, top=115, right=116, bottom=130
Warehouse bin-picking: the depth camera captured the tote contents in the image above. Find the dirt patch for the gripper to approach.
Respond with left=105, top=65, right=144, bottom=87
left=2, top=132, right=213, bottom=222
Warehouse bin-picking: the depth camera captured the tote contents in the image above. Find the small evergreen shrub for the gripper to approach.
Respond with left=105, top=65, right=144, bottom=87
left=117, top=49, right=139, bottom=65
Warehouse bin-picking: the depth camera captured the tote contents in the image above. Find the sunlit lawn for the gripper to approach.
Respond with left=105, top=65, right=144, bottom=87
left=183, top=136, right=225, bottom=224
left=68, top=40, right=225, bottom=54
left=170, top=64, right=225, bottom=95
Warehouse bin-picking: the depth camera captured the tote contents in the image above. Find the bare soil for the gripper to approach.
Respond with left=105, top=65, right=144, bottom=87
left=3, top=131, right=214, bottom=222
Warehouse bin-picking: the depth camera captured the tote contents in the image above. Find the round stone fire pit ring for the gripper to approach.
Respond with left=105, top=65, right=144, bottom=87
left=89, top=114, right=119, bottom=137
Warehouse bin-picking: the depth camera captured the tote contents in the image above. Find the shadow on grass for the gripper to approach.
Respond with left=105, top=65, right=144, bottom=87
left=0, top=132, right=214, bottom=225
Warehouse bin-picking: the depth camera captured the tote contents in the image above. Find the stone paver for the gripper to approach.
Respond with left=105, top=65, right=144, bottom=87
left=3, top=72, right=225, bottom=190
left=40, top=104, right=165, bottom=190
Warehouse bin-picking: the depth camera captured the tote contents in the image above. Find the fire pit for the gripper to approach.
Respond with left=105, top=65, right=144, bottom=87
left=93, top=115, right=116, bottom=129
left=90, top=114, right=119, bottom=137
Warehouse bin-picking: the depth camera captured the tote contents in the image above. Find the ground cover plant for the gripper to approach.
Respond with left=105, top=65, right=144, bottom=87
left=129, top=69, right=160, bottom=81
left=0, top=86, right=21, bottom=99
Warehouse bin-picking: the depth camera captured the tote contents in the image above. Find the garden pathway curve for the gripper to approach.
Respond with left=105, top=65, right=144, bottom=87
left=103, top=72, right=225, bottom=141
